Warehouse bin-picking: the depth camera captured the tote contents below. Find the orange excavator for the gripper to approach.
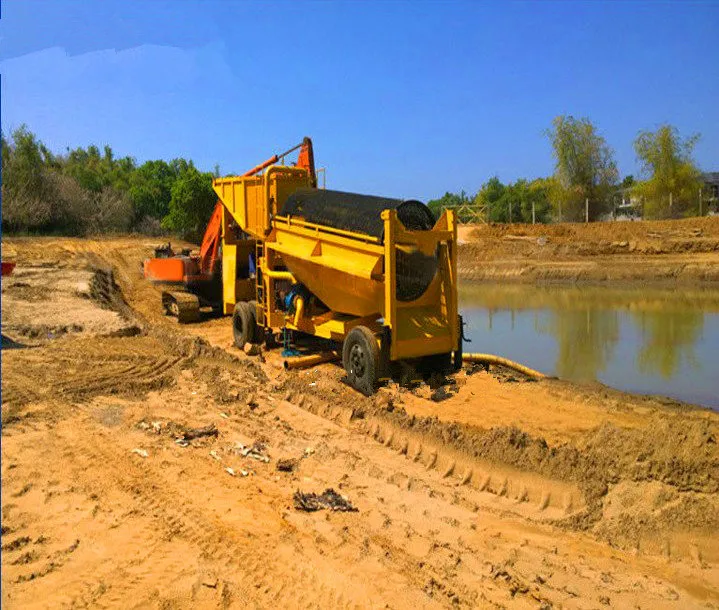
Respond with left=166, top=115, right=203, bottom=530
left=143, top=138, right=316, bottom=322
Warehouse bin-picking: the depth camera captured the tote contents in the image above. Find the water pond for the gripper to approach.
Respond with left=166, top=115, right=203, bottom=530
left=459, top=282, right=719, bottom=409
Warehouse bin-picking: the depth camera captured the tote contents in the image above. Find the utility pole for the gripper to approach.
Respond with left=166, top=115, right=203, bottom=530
left=699, top=188, right=703, bottom=217
left=509, top=200, right=512, bottom=224
left=532, top=200, right=536, bottom=225
left=585, top=198, right=589, bottom=223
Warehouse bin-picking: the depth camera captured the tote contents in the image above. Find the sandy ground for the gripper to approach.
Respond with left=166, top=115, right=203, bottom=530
left=457, top=216, right=719, bottom=283
left=1, top=236, right=718, bottom=609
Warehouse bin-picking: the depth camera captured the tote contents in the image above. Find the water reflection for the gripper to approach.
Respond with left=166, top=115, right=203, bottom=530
left=635, top=310, right=704, bottom=378
left=459, top=283, right=719, bottom=408
left=544, top=309, right=620, bottom=381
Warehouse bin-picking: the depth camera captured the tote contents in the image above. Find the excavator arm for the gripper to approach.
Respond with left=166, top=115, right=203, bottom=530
left=194, top=137, right=315, bottom=277
left=146, top=137, right=316, bottom=323
left=197, top=201, right=224, bottom=277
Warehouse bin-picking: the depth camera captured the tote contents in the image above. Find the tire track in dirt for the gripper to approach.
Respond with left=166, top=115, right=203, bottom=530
left=58, top=414, right=361, bottom=609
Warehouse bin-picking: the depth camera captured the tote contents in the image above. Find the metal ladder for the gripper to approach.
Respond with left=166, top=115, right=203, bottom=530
left=255, top=240, right=265, bottom=326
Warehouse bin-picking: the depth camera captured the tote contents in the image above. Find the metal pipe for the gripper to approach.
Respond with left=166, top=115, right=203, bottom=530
left=283, top=350, right=340, bottom=370
left=262, top=269, right=295, bottom=282
left=242, top=155, right=279, bottom=177
left=462, top=353, right=546, bottom=379
left=242, top=140, right=306, bottom=177
left=293, top=296, right=305, bottom=327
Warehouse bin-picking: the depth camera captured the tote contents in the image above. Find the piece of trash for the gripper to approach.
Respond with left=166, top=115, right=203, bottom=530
left=304, top=447, right=315, bottom=457
left=276, top=458, right=298, bottom=473
left=175, top=439, right=189, bottom=448
left=131, top=448, right=148, bottom=458
left=220, top=413, right=229, bottom=419
left=202, top=578, right=218, bottom=589
left=209, top=450, right=221, bottom=461
left=309, top=382, right=317, bottom=387
left=240, top=469, right=250, bottom=477
left=181, top=423, right=218, bottom=441
left=293, top=488, right=357, bottom=512
left=225, top=467, right=236, bottom=476
left=233, top=441, right=270, bottom=463
left=151, top=421, right=163, bottom=433
left=137, top=421, right=150, bottom=431
left=191, top=391, right=197, bottom=395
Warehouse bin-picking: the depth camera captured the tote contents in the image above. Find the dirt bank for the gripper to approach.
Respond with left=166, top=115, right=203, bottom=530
left=2, top=236, right=718, bottom=608
left=458, top=216, right=719, bottom=283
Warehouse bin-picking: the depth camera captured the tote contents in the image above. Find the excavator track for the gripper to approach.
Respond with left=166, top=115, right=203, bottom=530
left=161, top=290, right=200, bottom=324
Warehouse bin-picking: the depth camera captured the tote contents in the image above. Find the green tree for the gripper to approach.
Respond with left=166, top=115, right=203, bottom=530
left=621, top=175, right=635, bottom=188
left=426, top=190, right=473, bottom=222
left=161, top=164, right=216, bottom=238
left=523, top=177, right=554, bottom=223
left=547, top=115, right=618, bottom=221
left=129, top=159, right=177, bottom=222
left=633, top=125, right=701, bottom=219
left=475, top=177, right=507, bottom=222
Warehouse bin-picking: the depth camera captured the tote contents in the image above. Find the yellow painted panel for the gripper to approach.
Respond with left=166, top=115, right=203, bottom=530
left=222, top=243, right=237, bottom=313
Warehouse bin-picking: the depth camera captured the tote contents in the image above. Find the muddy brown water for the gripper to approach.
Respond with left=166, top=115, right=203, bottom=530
left=460, top=282, right=719, bottom=409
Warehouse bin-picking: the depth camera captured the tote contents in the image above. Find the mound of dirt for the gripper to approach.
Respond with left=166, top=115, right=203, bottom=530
left=1, top=263, right=140, bottom=342
left=458, top=216, right=719, bottom=283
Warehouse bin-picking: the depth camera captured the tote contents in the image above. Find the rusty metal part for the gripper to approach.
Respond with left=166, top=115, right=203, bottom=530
left=283, top=350, right=340, bottom=370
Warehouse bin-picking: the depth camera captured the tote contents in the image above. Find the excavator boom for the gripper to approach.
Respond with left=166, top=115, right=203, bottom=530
left=144, top=137, right=316, bottom=322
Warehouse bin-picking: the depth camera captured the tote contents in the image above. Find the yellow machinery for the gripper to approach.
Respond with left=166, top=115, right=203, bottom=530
left=212, top=142, right=460, bottom=395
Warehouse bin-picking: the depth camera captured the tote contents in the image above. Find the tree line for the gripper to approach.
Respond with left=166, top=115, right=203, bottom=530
left=1, top=117, right=708, bottom=239
left=428, top=117, right=706, bottom=223
left=1, top=126, right=216, bottom=238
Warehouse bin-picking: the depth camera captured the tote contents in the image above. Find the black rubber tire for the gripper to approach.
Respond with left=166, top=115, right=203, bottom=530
left=342, top=326, right=380, bottom=396
left=232, top=301, right=260, bottom=348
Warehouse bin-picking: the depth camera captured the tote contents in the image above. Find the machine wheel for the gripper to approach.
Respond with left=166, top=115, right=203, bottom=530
left=162, top=291, right=200, bottom=324
left=232, top=301, right=261, bottom=348
left=342, top=326, right=380, bottom=396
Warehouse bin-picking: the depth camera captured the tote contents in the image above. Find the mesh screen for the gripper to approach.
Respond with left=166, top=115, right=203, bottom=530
left=282, top=188, right=438, bottom=302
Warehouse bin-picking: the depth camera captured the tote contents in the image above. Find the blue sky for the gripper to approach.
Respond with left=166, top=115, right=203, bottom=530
left=1, top=0, right=717, bottom=200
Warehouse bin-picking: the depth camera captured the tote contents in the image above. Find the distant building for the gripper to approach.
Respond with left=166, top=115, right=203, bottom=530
left=608, top=172, right=719, bottom=219
left=701, top=172, right=719, bottom=202
left=611, top=187, right=642, bottom=220
left=701, top=172, right=719, bottom=215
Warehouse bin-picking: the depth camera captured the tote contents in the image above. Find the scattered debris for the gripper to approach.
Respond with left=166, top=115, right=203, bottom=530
left=175, top=439, right=189, bottom=448
left=243, top=342, right=261, bottom=356
left=276, top=458, right=298, bottom=472
left=181, top=423, right=218, bottom=441
left=414, top=383, right=433, bottom=400
left=219, top=412, right=229, bottom=419
left=240, top=469, right=250, bottom=477
left=209, top=450, right=221, bottom=461
left=430, top=386, right=452, bottom=402
left=131, top=448, right=148, bottom=458
left=293, top=488, right=358, bottom=512
left=233, top=441, right=270, bottom=462
left=304, top=447, right=315, bottom=457
left=202, top=578, right=218, bottom=589
left=225, top=467, right=236, bottom=477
